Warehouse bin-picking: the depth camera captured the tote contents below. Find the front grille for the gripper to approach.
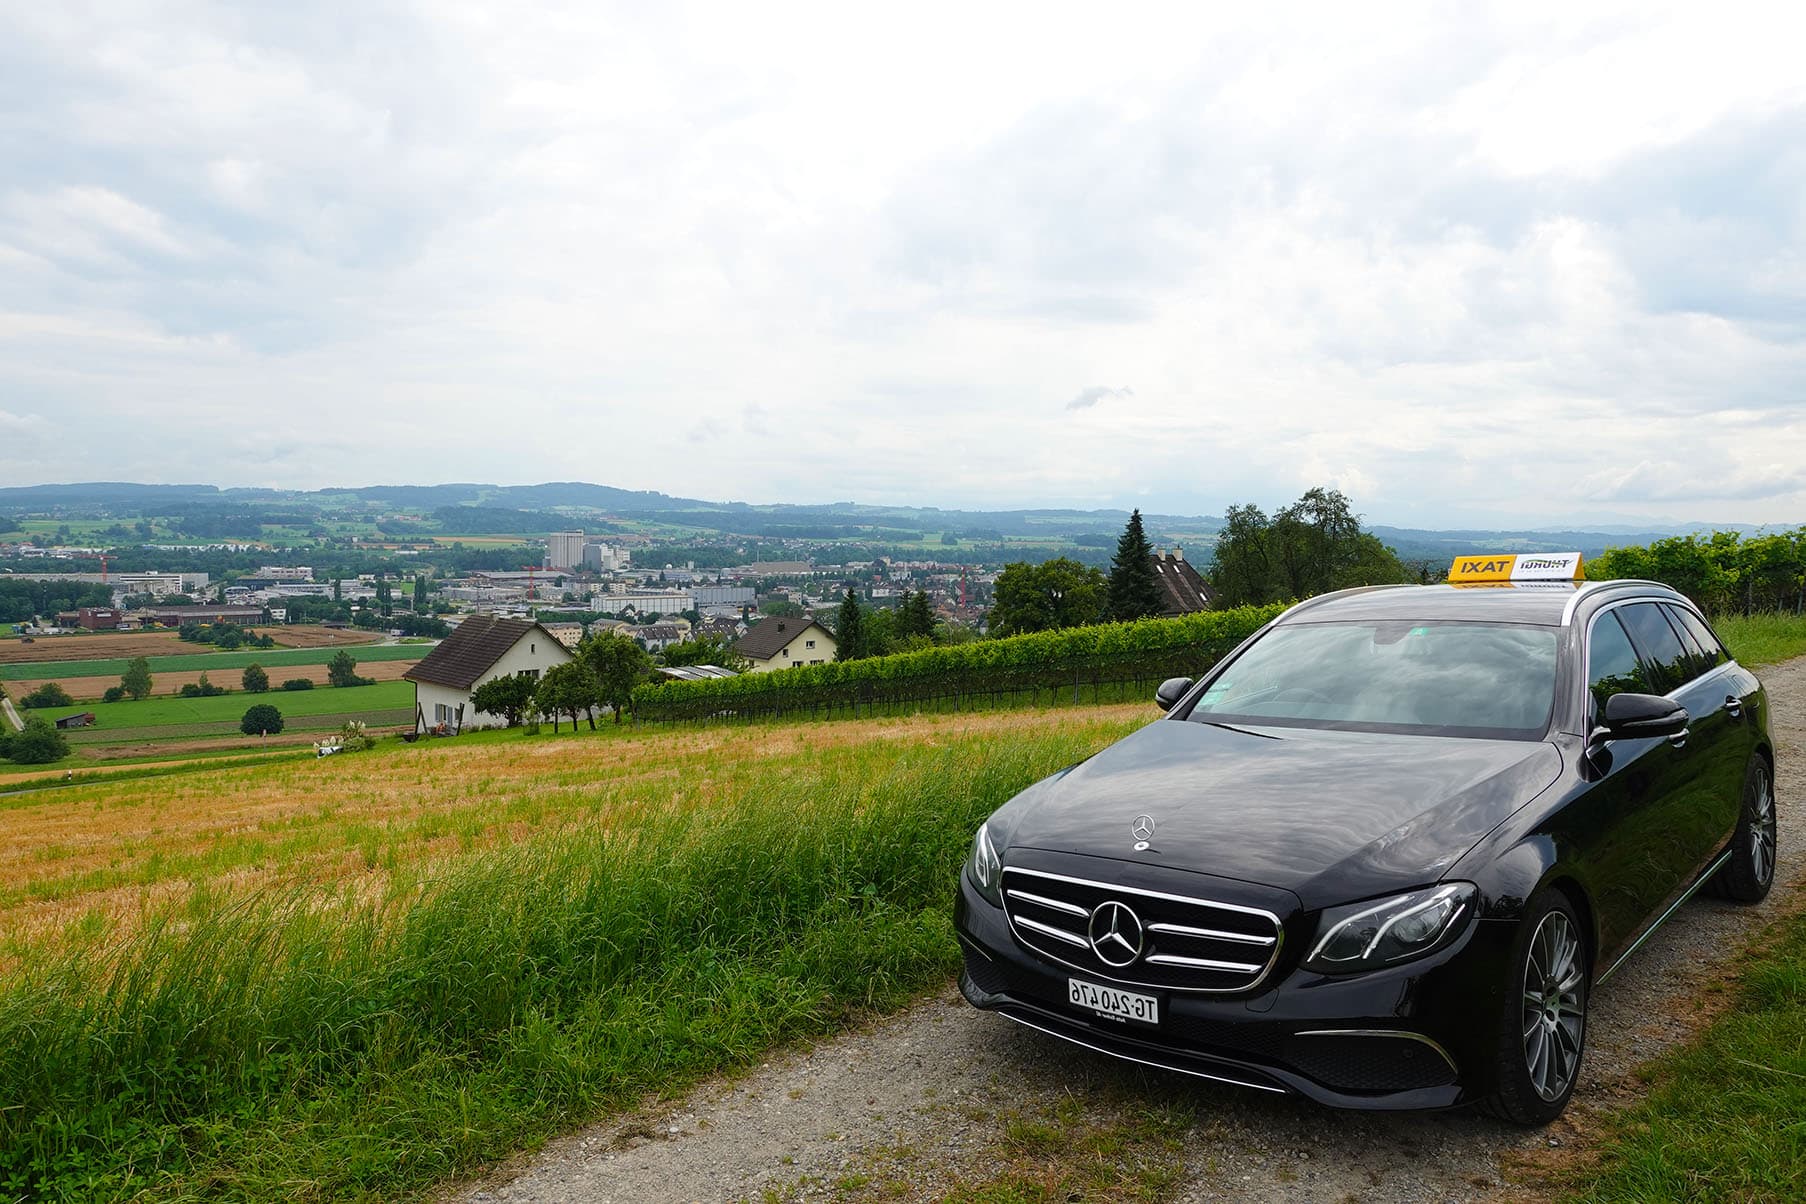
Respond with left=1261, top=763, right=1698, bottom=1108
left=1000, top=866, right=1282, bottom=993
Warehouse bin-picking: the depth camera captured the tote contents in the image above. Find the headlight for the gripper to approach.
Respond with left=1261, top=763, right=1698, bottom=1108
left=966, top=821, right=1002, bottom=905
left=1303, top=883, right=1476, bottom=973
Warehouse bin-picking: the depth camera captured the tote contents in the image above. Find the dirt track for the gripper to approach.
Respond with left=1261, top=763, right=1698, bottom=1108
left=456, top=656, right=1805, bottom=1204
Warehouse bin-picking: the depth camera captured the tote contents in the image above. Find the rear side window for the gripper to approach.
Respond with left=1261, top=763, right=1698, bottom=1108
left=1616, top=603, right=1692, bottom=693
left=1666, top=605, right=1729, bottom=671
left=1587, top=612, right=1648, bottom=717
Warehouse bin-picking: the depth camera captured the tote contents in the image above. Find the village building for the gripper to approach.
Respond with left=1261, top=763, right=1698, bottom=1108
left=402, top=614, right=572, bottom=734
left=733, top=617, right=837, bottom=672
left=1150, top=547, right=1216, bottom=614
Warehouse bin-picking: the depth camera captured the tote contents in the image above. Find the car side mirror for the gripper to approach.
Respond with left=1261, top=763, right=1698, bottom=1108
left=1596, top=692, right=1689, bottom=741
left=1155, top=677, right=1194, bottom=712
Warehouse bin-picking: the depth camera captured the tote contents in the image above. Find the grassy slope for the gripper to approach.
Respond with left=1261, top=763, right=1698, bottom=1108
left=1715, top=611, right=1806, bottom=669
left=1, top=643, right=425, bottom=681
left=37, top=679, right=412, bottom=729
left=0, top=707, right=1145, bottom=1202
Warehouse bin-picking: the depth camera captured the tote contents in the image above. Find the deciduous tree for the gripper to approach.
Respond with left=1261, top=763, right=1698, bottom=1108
left=239, top=704, right=284, bottom=736
left=987, top=559, right=1107, bottom=636
left=534, top=661, right=602, bottom=733
left=580, top=631, right=654, bottom=723
left=241, top=663, right=270, bottom=693
left=471, top=673, right=538, bottom=727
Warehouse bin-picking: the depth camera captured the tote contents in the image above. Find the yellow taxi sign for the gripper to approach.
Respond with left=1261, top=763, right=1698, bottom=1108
left=1448, top=553, right=1583, bottom=584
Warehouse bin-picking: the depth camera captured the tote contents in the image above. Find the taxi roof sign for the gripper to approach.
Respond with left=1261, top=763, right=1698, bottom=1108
left=1448, top=553, right=1583, bottom=584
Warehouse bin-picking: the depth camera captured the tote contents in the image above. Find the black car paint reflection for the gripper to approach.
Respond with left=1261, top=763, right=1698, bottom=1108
left=955, top=581, right=1773, bottom=1114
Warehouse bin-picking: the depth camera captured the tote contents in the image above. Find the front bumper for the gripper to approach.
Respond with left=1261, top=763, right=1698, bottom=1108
left=955, top=873, right=1513, bottom=1111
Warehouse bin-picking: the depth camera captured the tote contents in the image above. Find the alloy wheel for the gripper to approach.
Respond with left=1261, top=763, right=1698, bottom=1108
left=1521, top=910, right=1585, bottom=1102
left=1751, top=764, right=1777, bottom=887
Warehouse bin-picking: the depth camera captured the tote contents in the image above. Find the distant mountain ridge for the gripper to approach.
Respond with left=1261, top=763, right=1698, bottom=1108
left=0, top=482, right=1786, bottom=556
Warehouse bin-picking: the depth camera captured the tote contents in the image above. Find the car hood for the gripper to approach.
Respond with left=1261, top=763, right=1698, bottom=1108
left=1002, top=718, right=1561, bottom=908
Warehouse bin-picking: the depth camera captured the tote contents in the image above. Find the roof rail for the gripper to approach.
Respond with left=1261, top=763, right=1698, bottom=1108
left=1273, top=583, right=1415, bottom=624
left=1559, top=578, right=1683, bottom=626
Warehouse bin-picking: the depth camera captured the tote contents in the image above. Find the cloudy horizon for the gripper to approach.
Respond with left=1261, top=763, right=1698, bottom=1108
left=3, top=2, right=1803, bottom=528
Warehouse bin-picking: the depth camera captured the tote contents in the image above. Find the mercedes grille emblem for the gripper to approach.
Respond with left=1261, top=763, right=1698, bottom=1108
left=1131, top=814, right=1156, bottom=841
left=1087, top=900, right=1146, bottom=967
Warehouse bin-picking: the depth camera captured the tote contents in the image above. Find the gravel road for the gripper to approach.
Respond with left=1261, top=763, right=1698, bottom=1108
left=457, top=657, right=1805, bottom=1204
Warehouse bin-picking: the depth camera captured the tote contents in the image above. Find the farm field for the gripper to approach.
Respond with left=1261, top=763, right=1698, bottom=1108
left=0, top=703, right=1146, bottom=949
left=7, top=655, right=421, bottom=701
left=0, top=700, right=1148, bottom=1200
left=2, top=638, right=423, bottom=682
left=0, top=624, right=382, bottom=666
left=40, top=679, right=413, bottom=733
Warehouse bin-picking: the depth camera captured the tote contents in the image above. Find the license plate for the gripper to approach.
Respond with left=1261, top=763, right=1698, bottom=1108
left=1068, top=977, right=1158, bottom=1025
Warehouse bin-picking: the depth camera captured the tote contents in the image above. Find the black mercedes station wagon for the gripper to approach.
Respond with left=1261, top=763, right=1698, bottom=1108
left=956, top=576, right=1778, bottom=1124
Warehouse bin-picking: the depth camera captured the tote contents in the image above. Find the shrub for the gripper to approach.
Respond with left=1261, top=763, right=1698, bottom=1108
left=633, top=603, right=1287, bottom=723
left=241, top=664, right=270, bottom=694
left=239, top=704, right=284, bottom=736
left=3, top=716, right=69, bottom=763
left=326, top=651, right=374, bottom=688
left=280, top=678, right=315, bottom=691
left=102, top=686, right=126, bottom=703
left=20, top=682, right=74, bottom=709
left=336, top=720, right=377, bottom=751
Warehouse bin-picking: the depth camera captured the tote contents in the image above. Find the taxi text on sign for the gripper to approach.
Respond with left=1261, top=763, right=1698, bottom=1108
left=1448, top=553, right=1584, bottom=583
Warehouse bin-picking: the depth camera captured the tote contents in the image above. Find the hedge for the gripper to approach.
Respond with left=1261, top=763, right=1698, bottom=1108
left=631, top=603, right=1288, bottom=723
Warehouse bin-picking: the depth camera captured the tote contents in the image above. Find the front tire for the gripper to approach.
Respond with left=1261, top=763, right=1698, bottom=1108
left=1483, top=889, right=1588, bottom=1126
left=1710, top=755, right=1777, bottom=904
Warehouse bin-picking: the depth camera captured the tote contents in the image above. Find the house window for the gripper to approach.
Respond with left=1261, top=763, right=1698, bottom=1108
left=806, top=639, right=815, bottom=648
left=531, top=642, right=536, bottom=654
left=782, top=648, right=790, bottom=657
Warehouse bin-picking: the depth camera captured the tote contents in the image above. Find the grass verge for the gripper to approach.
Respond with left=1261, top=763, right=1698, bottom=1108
left=1716, top=611, right=1806, bottom=669
left=0, top=720, right=1135, bottom=1202
left=1559, top=906, right=1806, bottom=1203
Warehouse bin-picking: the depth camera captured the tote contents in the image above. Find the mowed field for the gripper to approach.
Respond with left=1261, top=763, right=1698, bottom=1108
left=8, top=652, right=421, bottom=700
left=0, top=624, right=382, bottom=666
left=0, top=703, right=1148, bottom=956
left=38, top=679, right=414, bottom=740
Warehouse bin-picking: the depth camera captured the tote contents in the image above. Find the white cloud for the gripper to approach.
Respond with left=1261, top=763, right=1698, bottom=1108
left=0, top=2, right=1801, bottom=525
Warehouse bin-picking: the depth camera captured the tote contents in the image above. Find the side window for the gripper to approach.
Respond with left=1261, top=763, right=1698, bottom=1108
left=1666, top=605, right=1729, bottom=671
left=1616, top=602, right=1692, bottom=693
left=1587, top=612, right=1648, bottom=718
left=1658, top=604, right=1712, bottom=680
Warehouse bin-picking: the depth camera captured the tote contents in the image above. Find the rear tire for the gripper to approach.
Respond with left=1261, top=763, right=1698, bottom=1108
left=1710, top=755, right=1777, bottom=904
left=1482, top=888, right=1588, bottom=1127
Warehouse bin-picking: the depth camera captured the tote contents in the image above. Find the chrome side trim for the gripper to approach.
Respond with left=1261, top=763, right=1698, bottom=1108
left=997, top=1010, right=1289, bottom=1094
left=1146, top=921, right=1277, bottom=946
left=1014, top=914, right=1090, bottom=949
left=1293, top=1028, right=1459, bottom=1075
left=1597, top=848, right=1734, bottom=985
left=1144, top=953, right=1265, bottom=973
left=1003, top=867, right=1283, bottom=922
left=1005, top=888, right=1089, bottom=918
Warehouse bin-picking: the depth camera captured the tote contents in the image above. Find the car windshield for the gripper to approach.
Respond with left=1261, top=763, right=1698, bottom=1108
left=1189, top=620, right=1558, bottom=739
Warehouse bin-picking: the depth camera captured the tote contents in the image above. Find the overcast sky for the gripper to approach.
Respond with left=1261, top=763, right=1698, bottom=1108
left=3, top=2, right=1803, bottom=527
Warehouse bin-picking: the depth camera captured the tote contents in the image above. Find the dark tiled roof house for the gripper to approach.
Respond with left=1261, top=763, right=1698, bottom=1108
left=402, top=614, right=572, bottom=732
left=1150, top=548, right=1215, bottom=615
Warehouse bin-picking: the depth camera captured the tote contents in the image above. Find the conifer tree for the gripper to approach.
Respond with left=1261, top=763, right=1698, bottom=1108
left=1107, top=509, right=1163, bottom=621
left=834, top=589, right=867, bottom=661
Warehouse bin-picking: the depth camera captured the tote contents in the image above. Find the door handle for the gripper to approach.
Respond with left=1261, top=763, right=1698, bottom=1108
left=1724, top=695, right=1743, bottom=719
left=1667, top=728, right=1689, bottom=750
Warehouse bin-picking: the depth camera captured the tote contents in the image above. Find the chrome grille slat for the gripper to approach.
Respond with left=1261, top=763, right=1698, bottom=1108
left=1014, top=914, right=1090, bottom=948
left=1146, top=921, right=1276, bottom=946
left=1144, top=953, right=1265, bottom=972
left=1005, top=888, right=1090, bottom=918
left=1001, top=865, right=1284, bottom=994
